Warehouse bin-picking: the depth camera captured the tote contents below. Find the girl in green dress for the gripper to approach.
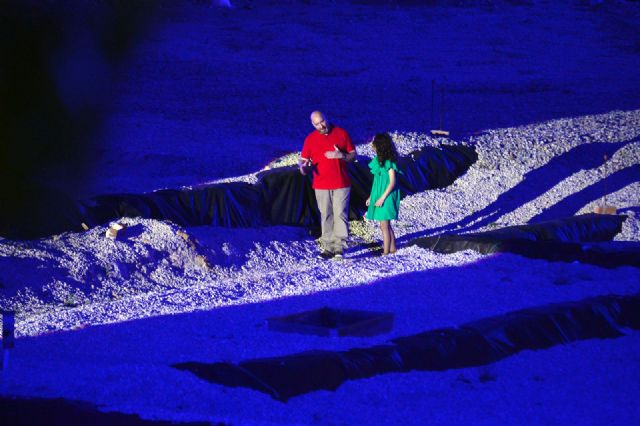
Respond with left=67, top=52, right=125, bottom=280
left=366, top=133, right=401, bottom=255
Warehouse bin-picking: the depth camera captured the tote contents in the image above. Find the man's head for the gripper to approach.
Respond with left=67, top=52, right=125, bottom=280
left=310, top=111, right=331, bottom=135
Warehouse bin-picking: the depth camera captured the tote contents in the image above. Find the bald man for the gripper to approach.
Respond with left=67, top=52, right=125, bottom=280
left=299, top=111, right=356, bottom=260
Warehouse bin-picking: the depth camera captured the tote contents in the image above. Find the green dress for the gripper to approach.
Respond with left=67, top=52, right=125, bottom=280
left=366, top=156, right=401, bottom=221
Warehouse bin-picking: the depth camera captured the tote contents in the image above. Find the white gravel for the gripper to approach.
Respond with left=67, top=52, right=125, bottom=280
left=1, top=109, right=639, bottom=337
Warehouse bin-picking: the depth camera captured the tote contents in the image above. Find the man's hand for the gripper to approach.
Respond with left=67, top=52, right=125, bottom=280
left=324, top=145, right=345, bottom=160
left=299, top=159, right=312, bottom=175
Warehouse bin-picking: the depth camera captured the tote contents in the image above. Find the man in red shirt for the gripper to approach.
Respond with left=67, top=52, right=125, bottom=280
left=299, top=111, right=356, bottom=259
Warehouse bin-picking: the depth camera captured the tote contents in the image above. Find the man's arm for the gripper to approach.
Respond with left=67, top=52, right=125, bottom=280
left=325, top=145, right=356, bottom=162
left=299, top=138, right=313, bottom=175
left=343, top=130, right=357, bottom=162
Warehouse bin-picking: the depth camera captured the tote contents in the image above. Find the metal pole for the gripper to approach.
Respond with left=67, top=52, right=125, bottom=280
left=440, top=82, right=445, bottom=131
left=603, top=154, right=608, bottom=206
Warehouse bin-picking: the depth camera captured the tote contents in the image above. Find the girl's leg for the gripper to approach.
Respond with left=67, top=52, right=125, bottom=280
left=389, top=222, right=396, bottom=253
left=380, top=220, right=391, bottom=254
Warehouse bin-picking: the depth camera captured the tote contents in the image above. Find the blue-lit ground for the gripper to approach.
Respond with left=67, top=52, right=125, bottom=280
left=1, top=1, right=640, bottom=424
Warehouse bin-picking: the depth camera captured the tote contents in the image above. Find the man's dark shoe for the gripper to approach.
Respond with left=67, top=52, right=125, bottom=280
left=317, top=250, right=334, bottom=260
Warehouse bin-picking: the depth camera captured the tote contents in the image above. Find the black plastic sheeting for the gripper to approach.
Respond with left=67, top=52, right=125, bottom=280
left=173, top=293, right=640, bottom=402
left=0, top=396, right=209, bottom=426
left=0, top=145, right=476, bottom=239
left=412, top=214, right=640, bottom=268
left=82, top=182, right=266, bottom=228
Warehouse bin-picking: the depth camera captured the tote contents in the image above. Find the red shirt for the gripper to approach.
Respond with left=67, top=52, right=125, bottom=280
left=301, top=126, right=356, bottom=190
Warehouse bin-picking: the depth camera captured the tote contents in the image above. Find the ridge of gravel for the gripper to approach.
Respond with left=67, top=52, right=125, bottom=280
left=391, top=109, right=640, bottom=239
left=1, top=109, right=639, bottom=337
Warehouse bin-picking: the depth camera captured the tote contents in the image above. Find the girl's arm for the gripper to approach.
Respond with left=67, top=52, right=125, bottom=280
left=374, top=168, right=396, bottom=207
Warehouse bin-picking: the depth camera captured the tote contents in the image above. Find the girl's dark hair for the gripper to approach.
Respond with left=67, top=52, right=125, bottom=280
left=372, top=133, right=398, bottom=165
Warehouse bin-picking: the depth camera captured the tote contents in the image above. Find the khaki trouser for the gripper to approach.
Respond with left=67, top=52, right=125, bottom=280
left=315, top=187, right=350, bottom=253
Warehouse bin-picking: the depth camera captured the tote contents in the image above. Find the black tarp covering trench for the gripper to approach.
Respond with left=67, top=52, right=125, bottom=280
left=411, top=213, right=640, bottom=268
left=82, top=182, right=266, bottom=228
left=173, top=293, right=640, bottom=402
left=0, top=145, right=477, bottom=239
